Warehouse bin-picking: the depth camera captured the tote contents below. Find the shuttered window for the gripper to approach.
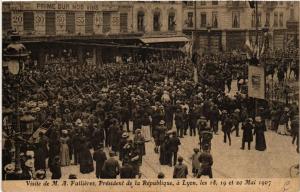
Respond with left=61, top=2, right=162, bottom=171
left=85, top=12, right=94, bottom=34
left=23, top=12, right=34, bottom=31
left=2, top=12, right=12, bottom=31
left=103, top=12, right=111, bottom=33
left=120, top=13, right=128, bottom=33
left=45, top=12, right=56, bottom=35
left=66, top=12, right=75, bottom=34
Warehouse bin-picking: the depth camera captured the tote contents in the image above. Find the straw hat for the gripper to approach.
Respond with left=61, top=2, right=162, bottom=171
left=4, top=163, right=15, bottom=174
left=159, top=120, right=165, bottom=125
left=25, top=159, right=34, bottom=168
left=75, top=119, right=83, bottom=127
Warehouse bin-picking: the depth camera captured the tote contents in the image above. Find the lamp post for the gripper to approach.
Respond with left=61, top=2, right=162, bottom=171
left=3, top=33, right=29, bottom=177
left=207, top=24, right=211, bottom=53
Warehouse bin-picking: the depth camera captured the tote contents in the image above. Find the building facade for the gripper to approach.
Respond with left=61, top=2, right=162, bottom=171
left=2, top=1, right=187, bottom=65
left=182, top=1, right=298, bottom=53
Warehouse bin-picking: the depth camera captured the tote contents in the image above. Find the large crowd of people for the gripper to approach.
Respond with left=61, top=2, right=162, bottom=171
left=2, top=47, right=299, bottom=180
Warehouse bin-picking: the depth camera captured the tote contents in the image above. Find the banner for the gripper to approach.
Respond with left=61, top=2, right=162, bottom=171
left=248, top=65, right=265, bottom=99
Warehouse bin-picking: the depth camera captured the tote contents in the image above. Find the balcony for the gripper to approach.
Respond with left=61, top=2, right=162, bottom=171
left=226, top=1, right=247, bottom=9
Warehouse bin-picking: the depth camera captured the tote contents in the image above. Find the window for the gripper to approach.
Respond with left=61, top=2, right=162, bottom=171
left=212, top=12, right=218, bottom=28
left=23, top=12, right=34, bottom=31
left=279, top=12, right=283, bottom=27
left=153, top=11, right=160, bottom=31
left=168, top=12, right=176, bottom=31
left=258, top=12, right=262, bottom=27
left=66, top=12, right=75, bottom=34
left=232, top=11, right=240, bottom=28
left=85, top=12, right=94, bottom=34
left=3, top=12, right=11, bottom=31
left=201, top=13, right=206, bottom=27
left=200, top=1, right=206, bottom=5
left=265, top=12, right=270, bottom=27
left=187, top=12, right=193, bottom=28
left=137, top=11, right=145, bottom=32
left=251, top=11, right=255, bottom=27
left=274, top=12, right=278, bottom=27
left=45, top=12, right=56, bottom=35
left=212, top=1, right=218, bottom=5
left=187, top=1, right=194, bottom=6
left=290, top=9, right=294, bottom=20
left=120, top=13, right=128, bottom=33
left=103, top=12, right=111, bottom=33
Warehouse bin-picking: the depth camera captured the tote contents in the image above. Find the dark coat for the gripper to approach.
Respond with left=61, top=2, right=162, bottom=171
left=120, top=164, right=135, bottom=178
left=254, top=122, right=267, bottom=151
left=168, top=136, right=181, bottom=152
left=79, top=143, right=94, bottom=174
left=50, top=161, right=61, bottom=179
left=34, top=145, right=47, bottom=170
left=93, top=149, right=107, bottom=178
left=173, top=163, right=188, bottom=178
left=241, top=122, right=253, bottom=142
left=175, top=112, right=184, bottom=128
left=102, top=158, right=120, bottom=178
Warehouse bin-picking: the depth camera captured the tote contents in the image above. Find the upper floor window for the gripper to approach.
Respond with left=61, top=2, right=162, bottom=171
left=200, top=1, right=206, bottom=5
left=120, top=13, right=128, bottom=33
left=232, top=11, right=240, bottom=28
left=3, top=12, right=11, bottom=31
left=103, top=12, right=111, bottom=33
left=212, top=12, right=218, bottom=28
left=187, top=12, right=193, bottom=28
left=168, top=12, right=176, bottom=31
left=257, top=12, right=262, bottom=27
left=274, top=12, right=278, bottom=27
left=279, top=12, right=283, bottom=27
left=290, top=9, right=295, bottom=20
left=153, top=11, right=161, bottom=31
left=201, top=13, right=207, bottom=27
left=212, top=1, right=218, bottom=5
left=23, top=12, right=34, bottom=31
left=137, top=11, right=145, bottom=32
left=251, top=11, right=255, bottom=28
left=265, top=12, right=270, bottom=27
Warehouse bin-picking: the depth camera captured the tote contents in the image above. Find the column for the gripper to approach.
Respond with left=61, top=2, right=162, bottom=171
left=221, top=31, right=227, bottom=52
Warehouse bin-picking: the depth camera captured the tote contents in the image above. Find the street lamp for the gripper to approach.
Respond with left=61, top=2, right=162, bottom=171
left=3, top=33, right=29, bottom=178
left=207, top=24, right=212, bottom=53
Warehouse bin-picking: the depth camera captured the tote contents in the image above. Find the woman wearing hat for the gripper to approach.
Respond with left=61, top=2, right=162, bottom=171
left=50, top=156, right=61, bottom=179
left=254, top=116, right=267, bottom=151
left=60, top=130, right=70, bottom=166
left=79, top=139, right=94, bottom=174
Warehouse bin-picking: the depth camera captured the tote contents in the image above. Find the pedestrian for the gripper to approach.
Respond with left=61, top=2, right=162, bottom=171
left=277, top=107, right=289, bottom=135
left=209, top=105, right=220, bottom=135
left=34, top=142, right=47, bottom=171
left=60, top=130, right=70, bottom=166
left=79, top=139, right=94, bottom=174
left=102, top=151, right=120, bottom=179
left=254, top=116, right=267, bottom=151
left=173, top=156, right=188, bottom=178
left=231, top=109, right=241, bottom=137
left=290, top=115, right=299, bottom=153
left=120, top=158, right=135, bottom=178
left=71, top=129, right=82, bottom=165
left=133, top=129, right=146, bottom=163
left=50, top=156, right=61, bottom=179
left=191, top=148, right=200, bottom=177
left=197, top=144, right=213, bottom=178
left=169, top=131, right=181, bottom=166
left=222, top=112, right=232, bottom=146
left=240, top=118, right=253, bottom=150
left=93, top=144, right=107, bottom=178
left=175, top=108, right=184, bottom=138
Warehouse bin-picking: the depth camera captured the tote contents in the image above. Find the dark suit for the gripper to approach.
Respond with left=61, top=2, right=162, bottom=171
left=169, top=136, right=181, bottom=166
left=120, top=164, right=135, bottom=178
left=102, top=158, right=120, bottom=179
left=241, top=122, right=253, bottom=150
left=93, top=149, right=107, bottom=178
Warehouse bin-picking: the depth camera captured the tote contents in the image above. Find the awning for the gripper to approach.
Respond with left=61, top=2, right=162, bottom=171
left=140, top=36, right=190, bottom=44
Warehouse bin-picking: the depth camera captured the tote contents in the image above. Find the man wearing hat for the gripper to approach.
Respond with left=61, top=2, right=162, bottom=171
left=102, top=151, right=120, bottom=179
left=241, top=118, right=254, bottom=150
left=154, top=120, right=167, bottom=153
left=168, top=131, right=181, bottom=166
left=231, top=108, right=241, bottom=137
left=175, top=108, right=184, bottom=138
left=93, top=144, right=107, bottom=178
left=222, top=113, right=233, bottom=146
left=197, top=144, right=213, bottom=178
left=173, top=156, right=188, bottom=178
left=191, top=148, right=200, bottom=177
